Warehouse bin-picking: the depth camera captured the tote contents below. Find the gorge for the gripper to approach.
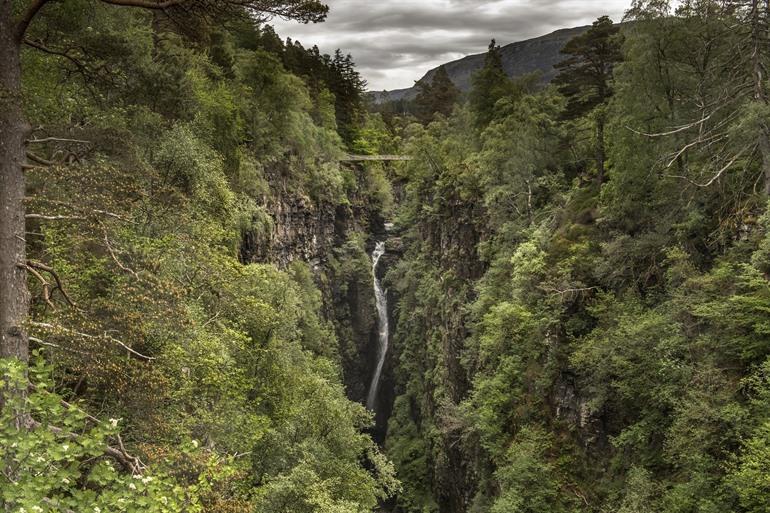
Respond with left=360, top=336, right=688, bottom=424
left=2, top=2, right=770, bottom=513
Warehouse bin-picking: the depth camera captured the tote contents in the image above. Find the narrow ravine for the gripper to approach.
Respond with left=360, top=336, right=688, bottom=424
left=366, top=241, right=389, bottom=411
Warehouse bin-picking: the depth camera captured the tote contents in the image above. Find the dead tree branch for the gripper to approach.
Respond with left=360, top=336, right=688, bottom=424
left=101, top=226, right=140, bottom=279
left=30, top=322, right=155, bottom=361
left=28, top=419, right=145, bottom=475
left=18, top=263, right=55, bottom=310
left=25, top=213, right=86, bottom=221
left=15, top=0, right=52, bottom=41
left=663, top=143, right=757, bottom=187
left=26, top=260, right=76, bottom=307
left=26, top=151, right=55, bottom=166
left=26, top=137, right=91, bottom=145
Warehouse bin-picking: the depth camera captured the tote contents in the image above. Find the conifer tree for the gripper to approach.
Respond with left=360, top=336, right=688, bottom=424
left=469, top=40, right=513, bottom=128
left=415, top=65, right=460, bottom=123
left=554, top=16, right=623, bottom=184
left=626, top=0, right=770, bottom=193
left=331, top=49, right=367, bottom=143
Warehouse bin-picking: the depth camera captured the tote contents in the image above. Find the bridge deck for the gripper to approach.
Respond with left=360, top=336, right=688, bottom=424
left=341, top=154, right=413, bottom=162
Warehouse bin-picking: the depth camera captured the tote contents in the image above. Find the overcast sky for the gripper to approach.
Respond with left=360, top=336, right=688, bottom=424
left=271, top=0, right=631, bottom=91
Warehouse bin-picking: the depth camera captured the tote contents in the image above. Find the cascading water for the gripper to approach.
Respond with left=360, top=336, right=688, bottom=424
left=366, top=241, right=388, bottom=411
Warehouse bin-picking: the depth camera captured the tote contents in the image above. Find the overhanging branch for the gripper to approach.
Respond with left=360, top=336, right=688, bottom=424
left=15, top=0, right=51, bottom=41
left=30, top=322, right=156, bottom=361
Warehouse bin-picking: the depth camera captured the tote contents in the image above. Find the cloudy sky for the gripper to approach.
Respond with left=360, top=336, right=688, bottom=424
left=272, top=0, right=631, bottom=91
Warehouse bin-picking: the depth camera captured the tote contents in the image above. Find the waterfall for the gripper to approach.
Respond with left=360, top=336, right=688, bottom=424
left=366, top=241, right=389, bottom=411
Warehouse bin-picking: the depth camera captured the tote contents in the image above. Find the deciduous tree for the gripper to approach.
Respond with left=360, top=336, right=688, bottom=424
left=0, top=0, right=327, bottom=408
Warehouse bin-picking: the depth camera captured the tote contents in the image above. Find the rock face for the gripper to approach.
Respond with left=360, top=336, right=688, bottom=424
left=239, top=162, right=376, bottom=270
left=240, top=195, right=339, bottom=270
left=370, top=25, right=590, bottom=104
left=239, top=164, right=396, bottom=428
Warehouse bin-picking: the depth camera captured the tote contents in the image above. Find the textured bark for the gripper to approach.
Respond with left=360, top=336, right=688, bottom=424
left=596, top=116, right=606, bottom=186
left=751, top=0, right=770, bottom=194
left=760, top=127, right=770, bottom=195
left=0, top=2, right=31, bottom=368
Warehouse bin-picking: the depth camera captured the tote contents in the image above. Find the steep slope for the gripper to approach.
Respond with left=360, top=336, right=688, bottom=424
left=9, top=5, right=400, bottom=512
left=371, top=25, right=589, bottom=103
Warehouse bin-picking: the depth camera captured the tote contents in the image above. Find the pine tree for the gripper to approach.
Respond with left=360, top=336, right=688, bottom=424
left=627, top=0, right=770, bottom=194
left=554, top=16, right=623, bottom=184
left=415, top=65, right=460, bottom=123
left=330, top=50, right=367, bottom=144
left=469, top=40, right=513, bottom=128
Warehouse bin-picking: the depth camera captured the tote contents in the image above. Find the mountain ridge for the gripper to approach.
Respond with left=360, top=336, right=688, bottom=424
left=371, top=25, right=590, bottom=104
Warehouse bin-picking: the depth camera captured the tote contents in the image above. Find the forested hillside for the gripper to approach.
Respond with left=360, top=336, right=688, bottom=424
left=2, top=0, right=770, bottom=513
left=383, top=4, right=770, bottom=513
left=1, top=1, right=397, bottom=512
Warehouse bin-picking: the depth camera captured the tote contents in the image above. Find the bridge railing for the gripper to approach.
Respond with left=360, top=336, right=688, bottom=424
left=340, top=154, right=413, bottom=162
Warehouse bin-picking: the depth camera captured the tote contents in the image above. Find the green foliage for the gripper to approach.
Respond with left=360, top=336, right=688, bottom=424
left=0, top=357, right=197, bottom=513
left=490, top=427, right=573, bottom=513
left=728, top=408, right=770, bottom=511
left=383, top=9, right=770, bottom=513
left=414, top=66, right=460, bottom=123
left=15, top=5, right=396, bottom=513
left=257, top=33, right=367, bottom=145
left=385, top=396, right=437, bottom=513
left=554, top=16, right=623, bottom=120
left=152, top=123, right=234, bottom=215
left=469, top=40, right=514, bottom=128
left=17, top=2, right=770, bottom=513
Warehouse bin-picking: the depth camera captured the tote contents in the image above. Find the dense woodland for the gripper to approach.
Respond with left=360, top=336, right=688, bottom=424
left=2, top=0, right=770, bottom=512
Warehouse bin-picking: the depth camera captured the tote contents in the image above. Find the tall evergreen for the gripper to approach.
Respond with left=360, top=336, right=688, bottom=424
left=628, top=0, right=770, bottom=193
left=554, top=16, right=623, bottom=184
left=414, top=65, right=460, bottom=123
left=331, top=49, right=367, bottom=144
left=249, top=31, right=367, bottom=145
left=469, top=40, right=513, bottom=128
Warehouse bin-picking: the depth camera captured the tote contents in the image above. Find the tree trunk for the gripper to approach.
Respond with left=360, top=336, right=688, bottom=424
left=750, top=0, right=770, bottom=194
left=760, top=128, right=770, bottom=195
left=0, top=4, right=31, bottom=370
left=596, top=115, right=606, bottom=186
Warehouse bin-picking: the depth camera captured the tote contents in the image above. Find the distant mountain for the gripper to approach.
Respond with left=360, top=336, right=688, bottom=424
left=370, top=25, right=590, bottom=104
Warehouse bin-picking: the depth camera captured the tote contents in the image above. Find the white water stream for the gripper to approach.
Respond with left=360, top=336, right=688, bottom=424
left=366, top=241, right=388, bottom=411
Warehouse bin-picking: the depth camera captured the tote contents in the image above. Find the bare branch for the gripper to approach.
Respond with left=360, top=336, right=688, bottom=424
left=102, top=227, right=140, bottom=279
left=625, top=112, right=716, bottom=138
left=98, top=0, right=327, bottom=22
left=26, top=214, right=86, bottom=221
left=18, top=263, right=55, bottom=310
left=539, top=285, right=598, bottom=302
left=28, top=418, right=145, bottom=475
left=26, top=151, right=55, bottom=166
left=665, top=133, right=727, bottom=168
left=26, top=260, right=76, bottom=307
left=26, top=137, right=91, bottom=145
left=30, top=322, right=156, bottom=361
left=663, top=144, right=757, bottom=187
left=28, top=336, right=60, bottom=349
left=25, top=197, right=135, bottom=224
left=201, top=311, right=221, bottom=328
left=99, top=0, right=185, bottom=8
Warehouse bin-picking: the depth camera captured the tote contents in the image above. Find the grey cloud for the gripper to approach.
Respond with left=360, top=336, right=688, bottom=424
left=272, top=0, right=630, bottom=90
